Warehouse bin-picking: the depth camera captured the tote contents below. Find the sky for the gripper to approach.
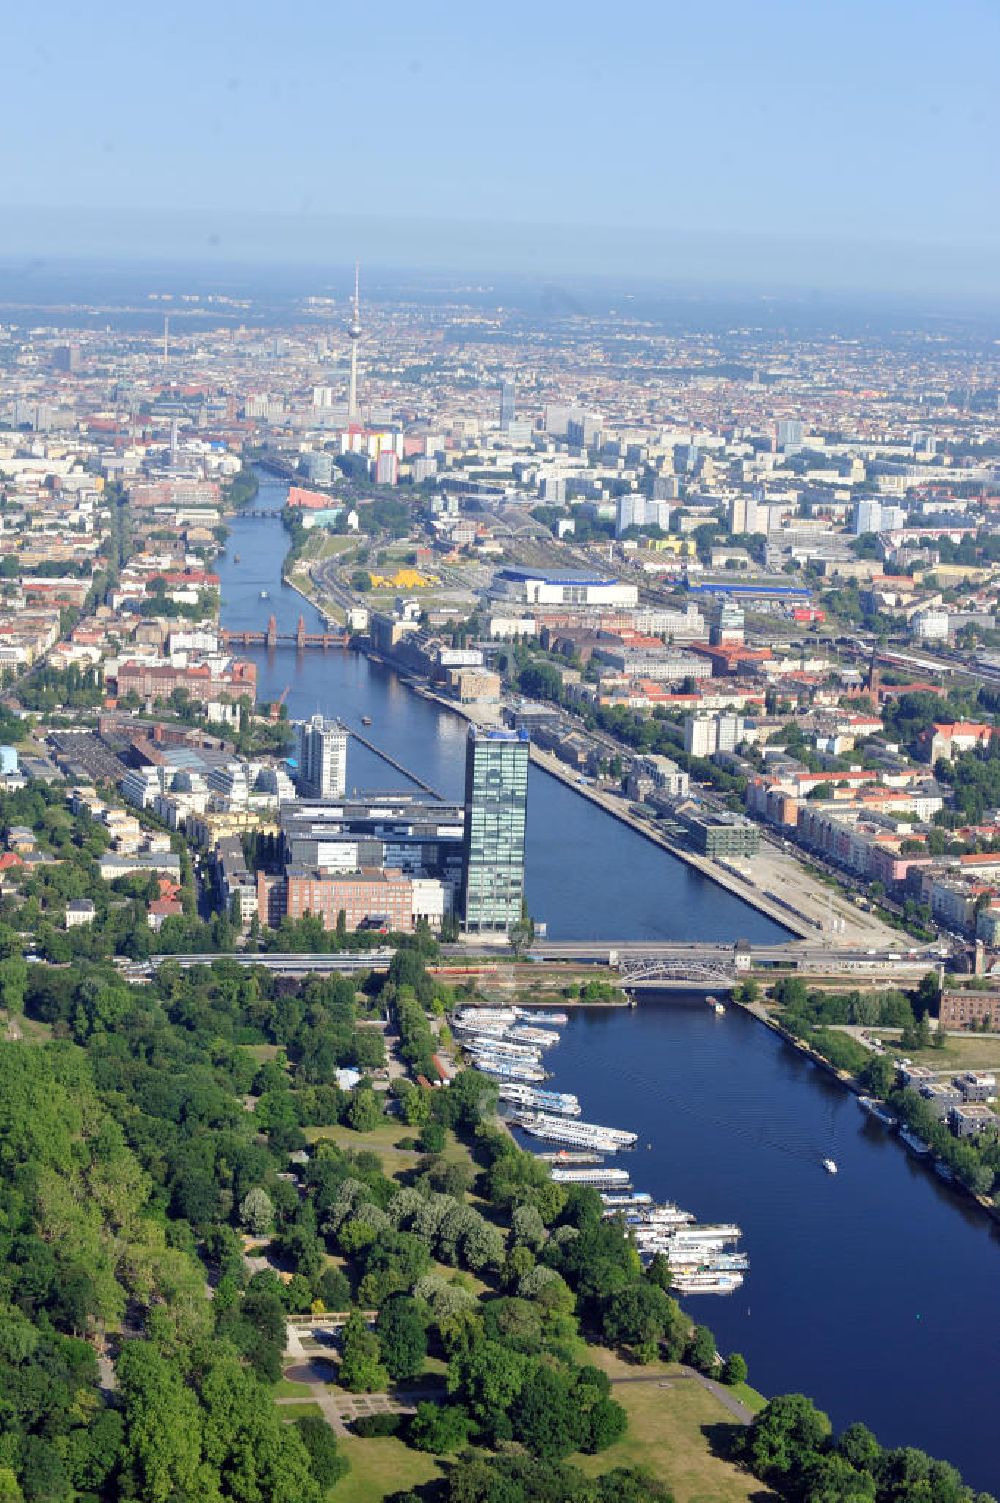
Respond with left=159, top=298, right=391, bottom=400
left=4, top=0, right=1000, bottom=298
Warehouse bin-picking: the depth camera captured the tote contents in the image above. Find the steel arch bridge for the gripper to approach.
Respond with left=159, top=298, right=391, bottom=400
left=617, top=953, right=737, bottom=987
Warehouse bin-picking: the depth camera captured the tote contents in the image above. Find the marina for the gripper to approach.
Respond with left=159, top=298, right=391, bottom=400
left=461, top=1000, right=749, bottom=1290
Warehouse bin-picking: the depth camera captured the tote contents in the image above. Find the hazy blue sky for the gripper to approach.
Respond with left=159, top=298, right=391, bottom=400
left=5, top=0, right=999, bottom=296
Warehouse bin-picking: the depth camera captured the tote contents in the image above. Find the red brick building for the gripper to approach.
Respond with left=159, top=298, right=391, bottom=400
left=256, top=867, right=415, bottom=932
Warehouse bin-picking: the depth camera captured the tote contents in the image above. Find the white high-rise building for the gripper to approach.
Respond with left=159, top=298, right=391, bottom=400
left=684, top=714, right=718, bottom=758
left=615, top=493, right=671, bottom=538
left=295, top=717, right=348, bottom=800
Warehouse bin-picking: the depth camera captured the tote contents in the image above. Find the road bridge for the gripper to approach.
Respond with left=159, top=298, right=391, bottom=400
left=220, top=614, right=349, bottom=650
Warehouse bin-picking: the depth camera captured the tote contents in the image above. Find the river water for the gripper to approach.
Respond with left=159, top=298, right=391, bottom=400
left=218, top=476, right=1000, bottom=1492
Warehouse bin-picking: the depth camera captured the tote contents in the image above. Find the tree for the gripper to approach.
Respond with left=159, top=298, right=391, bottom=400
left=645, top=1252, right=672, bottom=1291
left=685, top=1324, right=718, bottom=1373
left=512, top=1203, right=548, bottom=1252
left=721, top=1351, right=748, bottom=1387
left=117, top=1342, right=204, bottom=1503
left=0, top=1471, right=23, bottom=1503
left=601, top=1281, right=676, bottom=1350
left=596, top=1467, right=674, bottom=1502
left=294, top=1415, right=348, bottom=1489
left=339, top=1311, right=388, bottom=1393
left=798, top=1452, right=876, bottom=1503
left=584, top=1395, right=628, bottom=1453
left=408, top=1401, right=471, bottom=1454
left=742, top=1393, right=832, bottom=1484
left=347, top=1087, right=383, bottom=1134
left=239, top=1186, right=274, bottom=1236
left=508, top=897, right=535, bottom=959
left=447, top=1339, right=531, bottom=1436
left=860, top=1054, right=897, bottom=1099
left=510, top=1364, right=584, bottom=1460
left=376, top=1296, right=428, bottom=1381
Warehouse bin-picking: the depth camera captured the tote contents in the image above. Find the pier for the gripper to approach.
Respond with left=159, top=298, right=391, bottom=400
left=348, top=726, right=444, bottom=799
left=220, top=613, right=349, bottom=650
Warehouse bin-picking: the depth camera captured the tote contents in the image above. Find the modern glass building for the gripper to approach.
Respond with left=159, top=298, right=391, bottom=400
left=461, top=727, right=529, bottom=933
left=499, top=377, right=515, bottom=431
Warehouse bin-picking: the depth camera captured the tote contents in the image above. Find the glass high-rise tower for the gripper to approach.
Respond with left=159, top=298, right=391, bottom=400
left=461, top=727, right=529, bottom=933
left=499, top=377, right=515, bottom=431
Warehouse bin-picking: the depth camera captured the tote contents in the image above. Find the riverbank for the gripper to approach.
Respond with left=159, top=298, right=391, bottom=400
left=730, top=988, right=1000, bottom=1233
left=382, top=668, right=817, bottom=941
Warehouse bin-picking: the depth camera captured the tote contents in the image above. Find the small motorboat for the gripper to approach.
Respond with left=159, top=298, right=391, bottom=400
left=822, top=1158, right=838, bottom=1175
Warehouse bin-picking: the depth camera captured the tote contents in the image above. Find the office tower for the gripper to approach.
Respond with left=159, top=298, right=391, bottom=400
left=709, top=597, right=745, bottom=646
left=295, top=716, right=348, bottom=799
left=500, top=377, right=515, bottom=431
left=53, top=343, right=80, bottom=373
left=853, top=498, right=883, bottom=536
left=461, top=727, right=529, bottom=934
left=776, top=419, right=805, bottom=450
left=347, top=262, right=362, bottom=423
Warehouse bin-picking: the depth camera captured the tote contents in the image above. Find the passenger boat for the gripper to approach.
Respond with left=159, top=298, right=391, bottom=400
left=473, top=1058, right=547, bottom=1083
left=498, top=1085, right=580, bottom=1115
left=514, top=1114, right=638, bottom=1151
left=551, top=1166, right=631, bottom=1186
left=508, top=1025, right=561, bottom=1049
left=514, top=1008, right=569, bottom=1025
left=671, top=1271, right=744, bottom=1295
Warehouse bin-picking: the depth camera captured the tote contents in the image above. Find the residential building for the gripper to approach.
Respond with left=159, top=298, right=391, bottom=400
left=294, top=716, right=348, bottom=800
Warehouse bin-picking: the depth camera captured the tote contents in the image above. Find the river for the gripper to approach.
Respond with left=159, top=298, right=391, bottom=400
left=218, top=476, right=1000, bottom=1492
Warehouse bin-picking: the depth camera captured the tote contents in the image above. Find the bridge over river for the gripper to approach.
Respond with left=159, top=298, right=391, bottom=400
left=134, top=939, right=944, bottom=988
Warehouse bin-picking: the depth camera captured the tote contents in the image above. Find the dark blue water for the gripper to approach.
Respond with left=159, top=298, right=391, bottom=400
left=219, top=476, right=1000, bottom=1493
left=527, top=999, right=1000, bottom=1487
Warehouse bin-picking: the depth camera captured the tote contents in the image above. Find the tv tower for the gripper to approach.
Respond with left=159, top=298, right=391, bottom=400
left=346, top=262, right=362, bottom=423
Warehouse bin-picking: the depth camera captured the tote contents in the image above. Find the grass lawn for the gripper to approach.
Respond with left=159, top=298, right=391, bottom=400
left=729, top=1381, right=768, bottom=1415
left=277, top=1401, right=323, bottom=1420
left=878, top=1030, right=1000, bottom=1074
left=304, top=1121, right=416, bottom=1153
left=272, top=1378, right=314, bottom=1398
left=243, top=1043, right=281, bottom=1062
left=304, top=1121, right=481, bottom=1188
left=577, top=1350, right=773, bottom=1503
left=4, top=1013, right=52, bottom=1045
left=335, top=1437, right=444, bottom=1503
